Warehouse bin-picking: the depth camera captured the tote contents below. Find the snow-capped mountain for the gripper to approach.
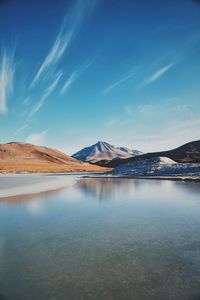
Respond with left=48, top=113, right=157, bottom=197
left=72, top=141, right=142, bottom=164
left=111, top=157, right=200, bottom=177
left=118, top=147, right=142, bottom=156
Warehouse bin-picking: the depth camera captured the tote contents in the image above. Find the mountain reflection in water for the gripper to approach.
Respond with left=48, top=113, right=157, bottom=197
left=76, top=177, right=200, bottom=202
left=0, top=176, right=200, bottom=300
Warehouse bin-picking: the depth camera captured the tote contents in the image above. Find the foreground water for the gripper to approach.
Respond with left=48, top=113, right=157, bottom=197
left=0, top=176, right=200, bottom=300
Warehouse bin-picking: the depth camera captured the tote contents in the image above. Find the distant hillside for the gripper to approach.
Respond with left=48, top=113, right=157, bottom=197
left=72, top=141, right=142, bottom=164
left=0, top=142, right=107, bottom=173
left=103, top=140, right=200, bottom=167
left=111, top=156, right=200, bottom=177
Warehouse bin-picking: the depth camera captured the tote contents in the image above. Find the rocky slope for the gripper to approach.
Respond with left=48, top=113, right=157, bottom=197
left=104, top=140, right=200, bottom=167
left=72, top=141, right=142, bottom=165
left=0, top=142, right=107, bottom=173
left=111, top=156, right=200, bottom=177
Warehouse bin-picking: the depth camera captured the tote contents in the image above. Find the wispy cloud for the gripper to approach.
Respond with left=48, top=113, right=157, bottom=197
left=138, top=104, right=153, bottom=114
left=26, top=130, right=48, bottom=145
left=105, top=55, right=179, bottom=93
left=102, top=69, right=138, bottom=95
left=165, top=118, right=200, bottom=134
left=31, top=29, right=72, bottom=87
left=61, top=72, right=77, bottom=94
left=145, top=63, right=175, bottom=85
left=31, top=0, right=97, bottom=87
left=125, top=106, right=133, bottom=115
left=23, top=96, right=31, bottom=105
left=0, top=48, right=15, bottom=114
left=106, top=118, right=118, bottom=126
left=130, top=118, right=200, bottom=153
left=61, top=60, right=93, bottom=94
left=15, top=123, right=29, bottom=135
left=29, top=71, right=62, bottom=116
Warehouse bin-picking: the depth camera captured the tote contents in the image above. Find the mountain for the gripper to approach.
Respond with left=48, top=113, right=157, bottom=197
left=111, top=156, right=200, bottom=177
left=72, top=141, right=142, bottom=165
left=103, top=140, right=200, bottom=167
left=0, top=142, right=107, bottom=173
left=158, top=139, right=200, bottom=162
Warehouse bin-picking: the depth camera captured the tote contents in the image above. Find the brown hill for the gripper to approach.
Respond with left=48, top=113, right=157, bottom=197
left=0, top=142, right=107, bottom=173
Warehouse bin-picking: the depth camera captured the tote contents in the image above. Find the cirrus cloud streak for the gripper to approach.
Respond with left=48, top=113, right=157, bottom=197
left=0, top=48, right=15, bottom=114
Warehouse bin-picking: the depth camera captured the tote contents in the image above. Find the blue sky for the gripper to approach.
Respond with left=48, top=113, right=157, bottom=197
left=0, top=0, right=200, bottom=154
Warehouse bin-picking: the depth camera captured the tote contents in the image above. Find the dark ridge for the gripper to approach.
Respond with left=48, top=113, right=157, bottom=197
left=96, top=140, right=200, bottom=167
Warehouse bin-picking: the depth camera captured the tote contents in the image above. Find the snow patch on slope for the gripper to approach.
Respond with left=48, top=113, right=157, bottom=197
left=111, top=157, right=200, bottom=177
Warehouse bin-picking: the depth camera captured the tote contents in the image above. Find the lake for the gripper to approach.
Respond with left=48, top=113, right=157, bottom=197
left=0, top=176, right=200, bottom=300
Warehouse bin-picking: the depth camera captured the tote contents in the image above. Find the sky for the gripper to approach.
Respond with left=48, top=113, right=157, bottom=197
left=0, top=0, right=200, bottom=154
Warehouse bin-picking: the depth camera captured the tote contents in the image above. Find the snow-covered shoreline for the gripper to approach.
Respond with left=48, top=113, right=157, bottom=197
left=90, top=175, right=200, bottom=182
left=84, top=173, right=200, bottom=182
left=0, top=174, right=77, bottom=198
left=84, top=157, right=200, bottom=182
left=109, top=157, right=200, bottom=178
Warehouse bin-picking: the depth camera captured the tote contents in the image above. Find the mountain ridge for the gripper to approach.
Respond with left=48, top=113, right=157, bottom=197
left=102, top=140, right=200, bottom=167
left=72, top=141, right=142, bottom=164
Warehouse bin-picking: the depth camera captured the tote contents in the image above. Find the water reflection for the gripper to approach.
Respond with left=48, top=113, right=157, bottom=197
left=0, top=188, right=64, bottom=205
left=76, top=178, right=137, bottom=201
left=176, top=181, right=200, bottom=196
left=76, top=177, right=200, bottom=202
left=0, top=176, right=200, bottom=300
left=1, top=177, right=200, bottom=208
left=76, top=178, right=160, bottom=201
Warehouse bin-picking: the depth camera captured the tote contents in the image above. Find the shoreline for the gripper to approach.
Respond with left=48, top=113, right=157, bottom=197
left=1, top=173, right=200, bottom=199
left=83, top=174, right=200, bottom=182
left=0, top=173, right=78, bottom=199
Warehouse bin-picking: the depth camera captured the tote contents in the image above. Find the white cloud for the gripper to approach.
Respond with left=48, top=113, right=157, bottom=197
left=61, top=71, right=77, bottom=94
left=23, top=96, right=30, bottom=105
left=61, top=60, right=93, bottom=94
left=125, top=106, right=133, bottom=115
left=106, top=119, right=118, bottom=126
left=15, top=123, right=29, bottom=135
left=130, top=118, right=200, bottom=153
left=138, top=104, right=153, bottom=114
left=31, top=0, right=97, bottom=87
left=26, top=130, right=48, bottom=145
left=146, top=63, right=174, bottom=85
left=29, top=71, right=62, bottom=116
left=166, top=118, right=200, bottom=133
left=176, top=104, right=194, bottom=114
left=102, top=69, right=138, bottom=95
left=31, top=29, right=73, bottom=87
left=0, top=48, right=15, bottom=114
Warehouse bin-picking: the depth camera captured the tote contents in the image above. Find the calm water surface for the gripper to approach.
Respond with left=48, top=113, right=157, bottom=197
left=0, top=176, right=200, bottom=300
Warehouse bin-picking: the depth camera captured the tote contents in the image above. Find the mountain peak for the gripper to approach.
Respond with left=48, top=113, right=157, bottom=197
left=96, top=141, right=111, bottom=146
left=72, top=141, right=142, bottom=165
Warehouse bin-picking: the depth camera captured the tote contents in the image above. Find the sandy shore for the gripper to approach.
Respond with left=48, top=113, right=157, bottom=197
left=0, top=173, right=78, bottom=198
